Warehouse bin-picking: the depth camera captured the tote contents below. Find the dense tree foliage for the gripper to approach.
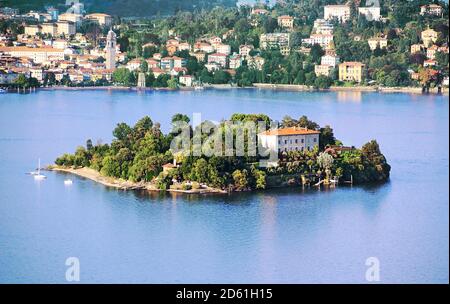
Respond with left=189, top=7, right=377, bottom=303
left=55, top=113, right=390, bottom=191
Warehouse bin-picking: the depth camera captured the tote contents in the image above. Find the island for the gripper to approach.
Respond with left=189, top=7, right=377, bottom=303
left=50, top=114, right=391, bottom=194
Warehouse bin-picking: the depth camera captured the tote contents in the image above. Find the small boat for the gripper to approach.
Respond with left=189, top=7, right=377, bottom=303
left=33, top=158, right=46, bottom=180
left=194, top=86, right=204, bottom=90
left=64, top=179, right=73, bottom=185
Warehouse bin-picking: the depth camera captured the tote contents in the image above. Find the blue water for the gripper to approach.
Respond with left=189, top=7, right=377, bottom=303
left=0, top=89, right=448, bottom=283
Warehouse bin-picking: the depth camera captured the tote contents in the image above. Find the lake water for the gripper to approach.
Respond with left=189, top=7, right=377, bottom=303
left=0, top=89, right=448, bottom=283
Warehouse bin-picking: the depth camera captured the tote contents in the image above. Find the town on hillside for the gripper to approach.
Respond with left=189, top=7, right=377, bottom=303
left=0, top=1, right=449, bottom=91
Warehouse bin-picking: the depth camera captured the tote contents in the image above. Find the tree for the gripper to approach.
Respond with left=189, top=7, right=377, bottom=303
left=232, top=169, right=249, bottom=191
left=310, top=44, right=325, bottom=64
left=100, top=155, right=120, bottom=177
left=319, top=125, right=336, bottom=149
left=409, top=52, right=427, bottom=65
left=281, top=115, right=296, bottom=128
left=140, top=60, right=149, bottom=73
left=190, top=158, right=209, bottom=183
left=252, top=168, right=266, bottom=190
left=112, top=68, right=134, bottom=86
left=167, top=77, right=179, bottom=89
left=213, top=70, right=231, bottom=84
left=314, top=75, right=332, bottom=89
left=13, top=74, right=39, bottom=88
left=113, top=122, right=133, bottom=142
left=297, top=116, right=319, bottom=130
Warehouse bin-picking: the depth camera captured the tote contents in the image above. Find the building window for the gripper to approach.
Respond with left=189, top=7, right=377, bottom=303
left=290, top=140, right=292, bottom=144
left=301, top=139, right=304, bottom=143
left=314, top=138, right=317, bottom=142
left=295, top=139, right=298, bottom=144
left=285, top=140, right=288, bottom=144
left=278, top=140, right=281, bottom=145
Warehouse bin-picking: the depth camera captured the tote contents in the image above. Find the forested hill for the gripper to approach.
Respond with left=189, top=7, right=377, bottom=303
left=0, top=0, right=238, bottom=16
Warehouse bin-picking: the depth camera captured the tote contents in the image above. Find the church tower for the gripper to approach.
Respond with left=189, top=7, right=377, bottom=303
left=105, top=29, right=116, bottom=70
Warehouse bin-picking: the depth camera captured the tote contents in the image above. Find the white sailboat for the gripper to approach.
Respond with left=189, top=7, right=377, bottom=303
left=33, top=159, right=46, bottom=180
left=64, top=179, right=73, bottom=185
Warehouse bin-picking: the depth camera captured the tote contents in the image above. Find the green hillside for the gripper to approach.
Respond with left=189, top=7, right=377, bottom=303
left=0, top=0, right=238, bottom=16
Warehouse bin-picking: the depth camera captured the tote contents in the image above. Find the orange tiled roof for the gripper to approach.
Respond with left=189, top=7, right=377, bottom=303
left=260, top=127, right=320, bottom=136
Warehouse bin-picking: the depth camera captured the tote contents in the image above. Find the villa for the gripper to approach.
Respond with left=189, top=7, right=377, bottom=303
left=258, top=127, right=320, bottom=153
left=277, top=15, right=294, bottom=29
left=339, top=61, right=365, bottom=83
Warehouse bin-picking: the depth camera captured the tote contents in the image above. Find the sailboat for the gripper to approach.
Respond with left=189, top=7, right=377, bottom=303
left=33, top=159, right=46, bottom=180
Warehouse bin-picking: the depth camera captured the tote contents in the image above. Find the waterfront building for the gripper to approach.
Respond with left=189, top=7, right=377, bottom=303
left=259, top=127, right=320, bottom=153
left=339, top=62, right=365, bottom=83
left=315, top=64, right=333, bottom=77
left=0, top=46, right=64, bottom=64
left=179, top=75, right=194, bottom=87
left=324, top=5, right=350, bottom=23
left=105, top=29, right=117, bottom=70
